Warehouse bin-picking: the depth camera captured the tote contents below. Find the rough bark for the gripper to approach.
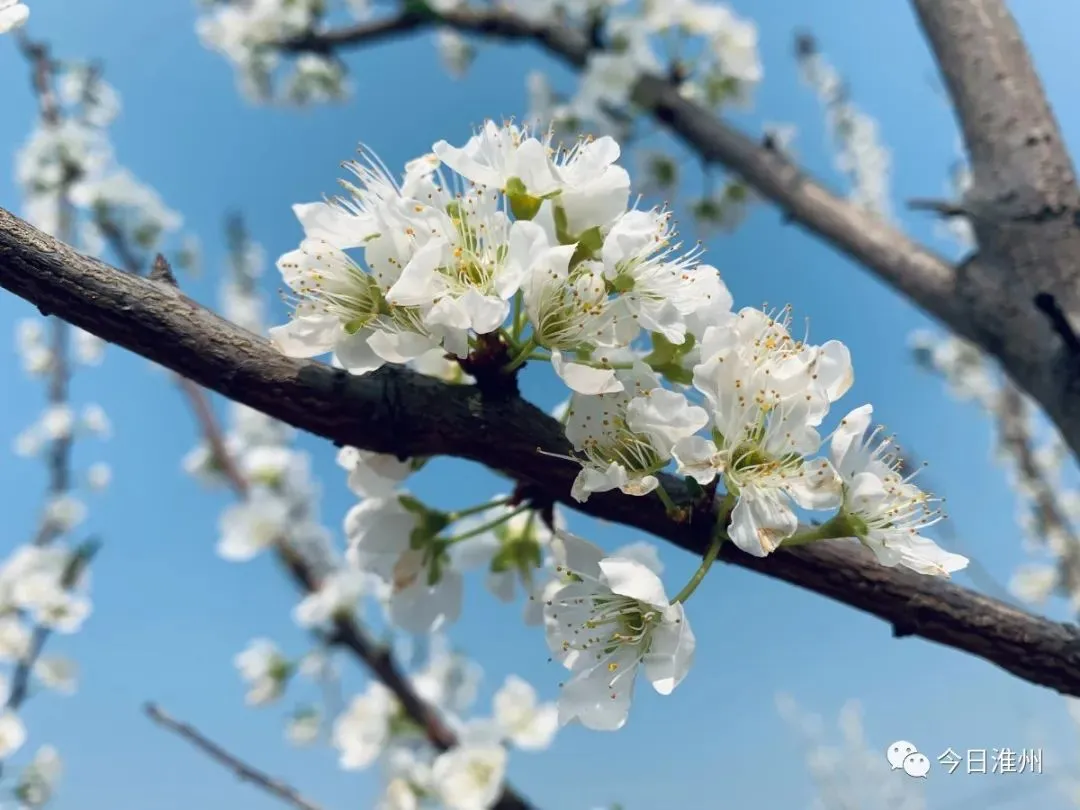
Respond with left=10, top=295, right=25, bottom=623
left=910, top=0, right=1080, bottom=474
left=4, top=208, right=1080, bottom=697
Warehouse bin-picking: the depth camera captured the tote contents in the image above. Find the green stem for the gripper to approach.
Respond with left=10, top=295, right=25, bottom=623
left=447, top=495, right=516, bottom=523
left=504, top=336, right=538, bottom=372
left=510, top=290, right=525, bottom=342
left=673, top=533, right=724, bottom=604
left=442, top=503, right=531, bottom=545
left=655, top=483, right=679, bottom=514
left=527, top=352, right=552, bottom=362
left=782, top=513, right=858, bottom=548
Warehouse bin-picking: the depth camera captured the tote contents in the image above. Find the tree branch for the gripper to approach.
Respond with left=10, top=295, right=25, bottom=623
left=909, top=0, right=1080, bottom=460
left=996, top=381, right=1080, bottom=601
left=281, top=8, right=961, bottom=339
left=909, top=0, right=1076, bottom=209
left=4, top=212, right=1080, bottom=699
left=144, top=703, right=324, bottom=810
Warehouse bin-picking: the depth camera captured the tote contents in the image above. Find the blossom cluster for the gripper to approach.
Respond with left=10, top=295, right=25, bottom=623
left=198, top=0, right=763, bottom=119
left=262, top=120, right=968, bottom=738
left=195, top=0, right=359, bottom=104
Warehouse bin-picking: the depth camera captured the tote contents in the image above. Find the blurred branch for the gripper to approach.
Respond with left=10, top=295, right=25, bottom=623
left=144, top=703, right=324, bottom=810
left=1, top=33, right=81, bottom=779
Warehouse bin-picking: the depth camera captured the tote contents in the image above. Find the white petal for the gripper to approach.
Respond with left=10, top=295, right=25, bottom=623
left=293, top=202, right=367, bottom=248
left=557, top=665, right=633, bottom=731
left=729, top=487, right=798, bottom=557
left=598, top=557, right=670, bottom=607
left=611, top=541, right=663, bottom=576
left=269, top=316, right=339, bottom=358
left=831, top=404, right=873, bottom=472
left=551, top=350, right=625, bottom=395
left=333, top=331, right=385, bottom=375
left=672, top=435, right=720, bottom=485
left=550, top=531, right=604, bottom=579
left=643, top=604, right=695, bottom=695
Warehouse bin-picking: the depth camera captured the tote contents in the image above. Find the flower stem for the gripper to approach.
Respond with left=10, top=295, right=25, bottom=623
left=783, top=513, right=859, bottom=547
left=655, top=483, right=679, bottom=514
left=443, top=503, right=531, bottom=545
left=510, top=290, right=525, bottom=342
left=504, top=336, right=538, bottom=372
left=447, top=495, right=516, bottom=523
left=673, top=532, right=725, bottom=604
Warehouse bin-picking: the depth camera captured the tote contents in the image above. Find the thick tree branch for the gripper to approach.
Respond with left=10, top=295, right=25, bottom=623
left=5, top=213, right=1080, bottom=699
left=909, top=0, right=1080, bottom=461
left=910, top=0, right=1076, bottom=209
left=281, top=8, right=960, bottom=330
left=144, top=703, right=324, bottom=810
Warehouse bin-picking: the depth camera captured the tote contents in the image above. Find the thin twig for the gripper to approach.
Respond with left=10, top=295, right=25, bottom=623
left=143, top=703, right=323, bottom=810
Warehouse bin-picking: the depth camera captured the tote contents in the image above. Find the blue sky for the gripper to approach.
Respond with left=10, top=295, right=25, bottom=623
left=2, top=1, right=1080, bottom=809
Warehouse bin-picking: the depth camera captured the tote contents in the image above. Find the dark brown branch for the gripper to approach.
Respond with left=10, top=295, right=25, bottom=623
left=144, top=703, right=324, bottom=810
left=280, top=8, right=960, bottom=331
left=5, top=212, right=1080, bottom=699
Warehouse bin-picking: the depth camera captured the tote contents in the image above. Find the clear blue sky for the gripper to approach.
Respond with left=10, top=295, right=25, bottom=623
left=2, top=1, right=1080, bottom=809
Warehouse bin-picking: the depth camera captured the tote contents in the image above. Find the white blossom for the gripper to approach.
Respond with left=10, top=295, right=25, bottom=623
left=235, top=639, right=290, bottom=706
left=431, top=745, right=508, bottom=810
left=216, top=492, right=290, bottom=562
left=333, top=681, right=395, bottom=770
left=286, top=709, right=321, bottom=746
left=16, top=745, right=62, bottom=808
left=33, top=656, right=78, bottom=694
left=492, top=676, right=558, bottom=750
left=345, top=497, right=463, bottom=634
left=829, top=405, right=968, bottom=576
left=562, top=365, right=707, bottom=501
left=544, top=531, right=694, bottom=730
left=0, top=710, right=27, bottom=758
left=293, top=568, right=368, bottom=628
left=87, top=462, right=112, bottom=491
